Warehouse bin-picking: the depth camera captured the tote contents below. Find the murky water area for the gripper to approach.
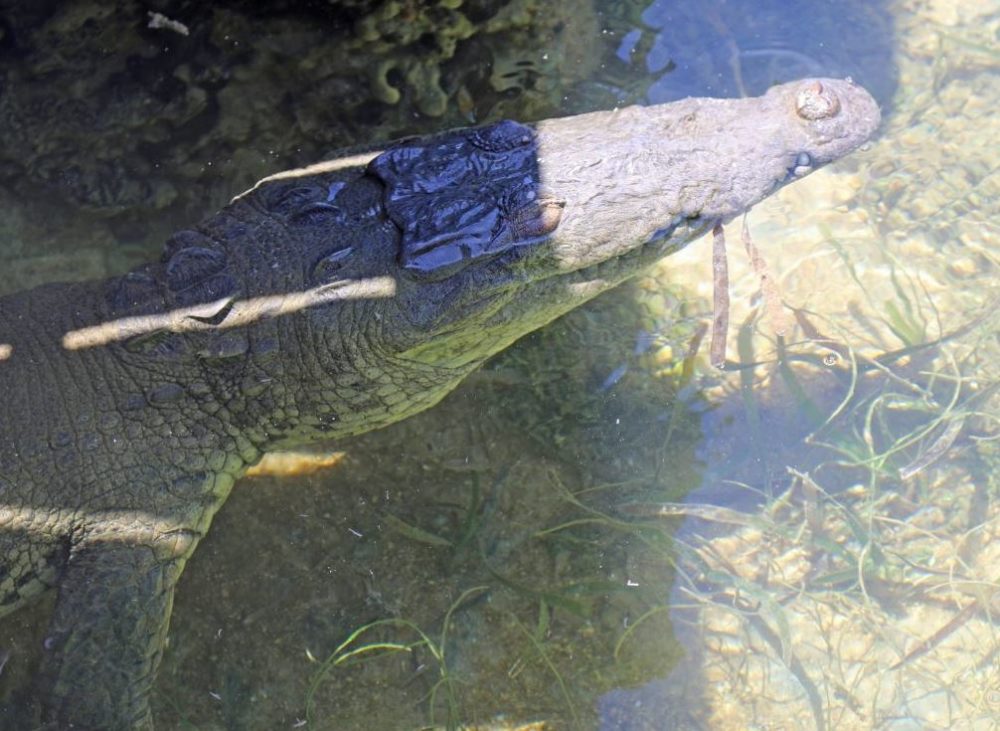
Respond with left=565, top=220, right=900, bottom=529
left=0, top=0, right=997, bottom=729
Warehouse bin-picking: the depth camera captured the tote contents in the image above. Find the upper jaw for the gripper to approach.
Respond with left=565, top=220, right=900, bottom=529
left=382, top=77, right=881, bottom=338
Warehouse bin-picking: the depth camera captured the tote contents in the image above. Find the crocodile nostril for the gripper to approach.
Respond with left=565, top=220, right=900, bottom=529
left=795, top=80, right=842, bottom=120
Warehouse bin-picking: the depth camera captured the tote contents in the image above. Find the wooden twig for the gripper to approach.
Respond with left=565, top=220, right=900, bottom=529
left=741, top=215, right=790, bottom=336
left=710, top=223, right=730, bottom=368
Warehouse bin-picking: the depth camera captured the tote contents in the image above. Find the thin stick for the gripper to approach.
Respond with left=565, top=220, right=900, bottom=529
left=710, top=223, right=730, bottom=369
left=741, top=215, right=790, bottom=336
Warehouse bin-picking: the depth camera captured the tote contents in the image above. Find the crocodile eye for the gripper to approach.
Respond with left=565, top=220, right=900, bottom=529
left=794, top=151, right=814, bottom=173
left=785, top=152, right=814, bottom=181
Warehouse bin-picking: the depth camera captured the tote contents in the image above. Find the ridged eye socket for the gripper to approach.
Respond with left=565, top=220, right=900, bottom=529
left=107, top=269, right=161, bottom=318
left=468, top=119, right=534, bottom=152
left=795, top=80, right=842, bottom=120
left=288, top=202, right=343, bottom=226
left=165, top=247, right=227, bottom=292
left=265, top=184, right=327, bottom=216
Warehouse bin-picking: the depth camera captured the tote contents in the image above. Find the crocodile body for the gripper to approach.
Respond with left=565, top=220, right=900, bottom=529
left=0, top=78, right=879, bottom=728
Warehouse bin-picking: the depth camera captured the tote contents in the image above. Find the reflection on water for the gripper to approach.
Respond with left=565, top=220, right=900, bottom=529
left=0, top=0, right=997, bottom=729
left=638, top=0, right=897, bottom=107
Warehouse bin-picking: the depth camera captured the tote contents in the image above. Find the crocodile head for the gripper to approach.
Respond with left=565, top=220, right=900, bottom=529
left=199, top=77, right=880, bottom=442
left=362, top=77, right=880, bottom=370
left=68, top=79, right=879, bottom=442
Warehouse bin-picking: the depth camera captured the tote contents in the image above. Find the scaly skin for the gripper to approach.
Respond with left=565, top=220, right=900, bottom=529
left=0, top=78, right=879, bottom=729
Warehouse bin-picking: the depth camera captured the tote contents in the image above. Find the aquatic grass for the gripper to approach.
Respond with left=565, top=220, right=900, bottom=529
left=884, top=257, right=935, bottom=347
left=494, top=469, right=692, bottom=680
left=786, top=360, right=970, bottom=585
left=736, top=310, right=763, bottom=432
left=312, top=453, right=683, bottom=724
left=304, top=586, right=489, bottom=729
left=481, top=562, right=593, bottom=619
left=670, top=532, right=828, bottom=731
left=936, top=29, right=1000, bottom=61
left=659, top=282, right=1000, bottom=722
left=808, top=349, right=973, bottom=487
left=382, top=512, right=454, bottom=548
left=660, top=475, right=932, bottom=729
left=611, top=603, right=672, bottom=662
left=773, top=335, right=827, bottom=429
left=303, top=459, right=680, bottom=727
left=789, top=283, right=992, bottom=478
left=786, top=468, right=890, bottom=590
left=378, top=472, right=489, bottom=569
left=654, top=320, right=709, bottom=480
left=154, top=692, right=203, bottom=731
left=448, top=476, right=486, bottom=564
left=821, top=223, right=934, bottom=349
left=323, top=255, right=994, bottom=728
left=533, top=468, right=680, bottom=560
left=510, top=615, right=583, bottom=728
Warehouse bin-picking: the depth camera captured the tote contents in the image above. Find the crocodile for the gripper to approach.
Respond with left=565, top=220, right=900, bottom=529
left=0, top=77, right=880, bottom=729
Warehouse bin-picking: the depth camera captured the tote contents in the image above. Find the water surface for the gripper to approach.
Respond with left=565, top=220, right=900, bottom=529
left=0, top=1, right=996, bottom=729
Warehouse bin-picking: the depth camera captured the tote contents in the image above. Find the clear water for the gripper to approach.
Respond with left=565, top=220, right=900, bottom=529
left=0, top=1, right=996, bottom=729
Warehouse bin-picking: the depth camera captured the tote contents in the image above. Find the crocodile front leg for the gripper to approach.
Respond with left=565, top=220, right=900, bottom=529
left=36, top=524, right=201, bottom=729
